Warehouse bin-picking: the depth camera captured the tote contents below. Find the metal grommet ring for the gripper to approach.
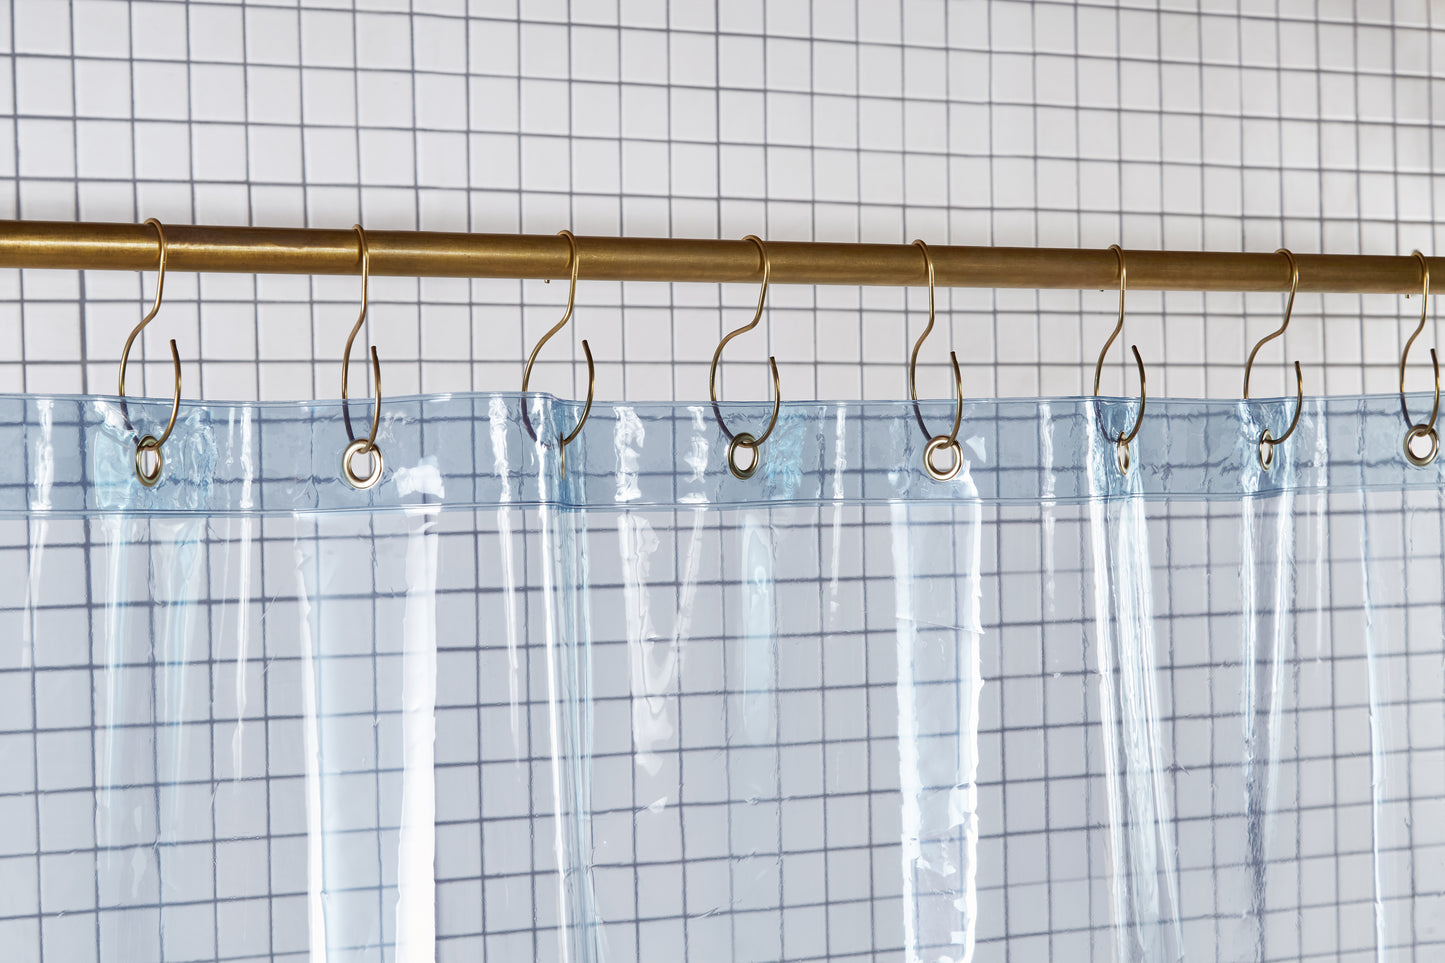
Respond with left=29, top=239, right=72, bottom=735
left=728, top=431, right=760, bottom=480
left=342, top=438, right=384, bottom=490
left=1405, top=423, right=1439, bottom=467
left=1115, top=437, right=1132, bottom=475
left=923, top=435, right=962, bottom=481
left=135, top=434, right=163, bottom=487
left=1258, top=428, right=1277, bottom=471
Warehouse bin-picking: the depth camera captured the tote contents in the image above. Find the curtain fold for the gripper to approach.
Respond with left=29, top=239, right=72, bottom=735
left=1, top=391, right=1443, bottom=961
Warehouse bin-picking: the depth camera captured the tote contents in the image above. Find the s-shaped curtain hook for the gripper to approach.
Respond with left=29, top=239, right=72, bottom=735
left=340, top=225, right=384, bottom=490
left=908, top=239, right=964, bottom=481
left=1242, top=248, right=1305, bottom=471
left=521, top=229, right=595, bottom=477
left=117, top=217, right=182, bottom=487
left=1092, top=244, right=1146, bottom=474
left=1401, top=250, right=1440, bottom=466
left=710, top=235, right=782, bottom=480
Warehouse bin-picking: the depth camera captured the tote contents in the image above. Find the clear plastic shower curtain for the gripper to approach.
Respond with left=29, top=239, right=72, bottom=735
left=1, top=390, right=1443, bottom=962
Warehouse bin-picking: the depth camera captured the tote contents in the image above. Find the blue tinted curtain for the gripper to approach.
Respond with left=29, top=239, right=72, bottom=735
left=1, top=391, right=1442, bottom=961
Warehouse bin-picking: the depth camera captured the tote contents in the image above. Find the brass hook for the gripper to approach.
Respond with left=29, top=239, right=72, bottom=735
left=908, top=239, right=964, bottom=481
left=521, top=229, right=595, bottom=476
left=341, top=225, right=384, bottom=489
left=1243, top=248, right=1305, bottom=470
left=710, top=235, right=782, bottom=480
left=117, top=217, right=181, bottom=487
left=1092, top=244, right=1146, bottom=472
left=1402, top=250, right=1440, bottom=466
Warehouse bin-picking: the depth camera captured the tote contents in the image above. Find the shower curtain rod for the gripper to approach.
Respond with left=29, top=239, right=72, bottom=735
left=0, top=218, right=1435, bottom=294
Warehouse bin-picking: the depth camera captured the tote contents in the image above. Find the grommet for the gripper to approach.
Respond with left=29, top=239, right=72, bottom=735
left=342, top=438, right=384, bottom=490
left=923, top=434, right=962, bottom=481
left=728, top=431, right=760, bottom=480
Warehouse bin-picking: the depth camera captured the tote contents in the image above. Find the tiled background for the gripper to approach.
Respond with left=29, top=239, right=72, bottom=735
left=0, top=0, right=1441, bottom=405
left=3, top=6, right=1445, bottom=959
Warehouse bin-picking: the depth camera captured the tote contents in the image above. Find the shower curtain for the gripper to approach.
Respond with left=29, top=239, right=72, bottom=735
left=1, top=389, right=1442, bottom=962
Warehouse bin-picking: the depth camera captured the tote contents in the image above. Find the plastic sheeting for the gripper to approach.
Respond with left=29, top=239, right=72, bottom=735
left=1, top=391, right=1443, bottom=961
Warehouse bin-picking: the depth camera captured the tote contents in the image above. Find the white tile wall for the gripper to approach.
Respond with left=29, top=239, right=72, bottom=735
left=0, top=0, right=1442, bottom=407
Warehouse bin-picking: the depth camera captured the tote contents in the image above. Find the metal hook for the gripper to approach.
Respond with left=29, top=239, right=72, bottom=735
left=1092, top=244, right=1146, bottom=471
left=521, top=229, right=595, bottom=476
left=117, top=218, right=181, bottom=487
left=341, top=225, right=384, bottom=489
left=1402, top=250, right=1440, bottom=466
left=1243, top=248, right=1305, bottom=469
left=710, top=235, right=782, bottom=480
left=908, top=239, right=964, bottom=481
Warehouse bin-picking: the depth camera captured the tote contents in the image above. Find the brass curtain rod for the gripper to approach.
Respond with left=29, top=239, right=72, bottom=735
left=0, top=218, right=1436, bottom=293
